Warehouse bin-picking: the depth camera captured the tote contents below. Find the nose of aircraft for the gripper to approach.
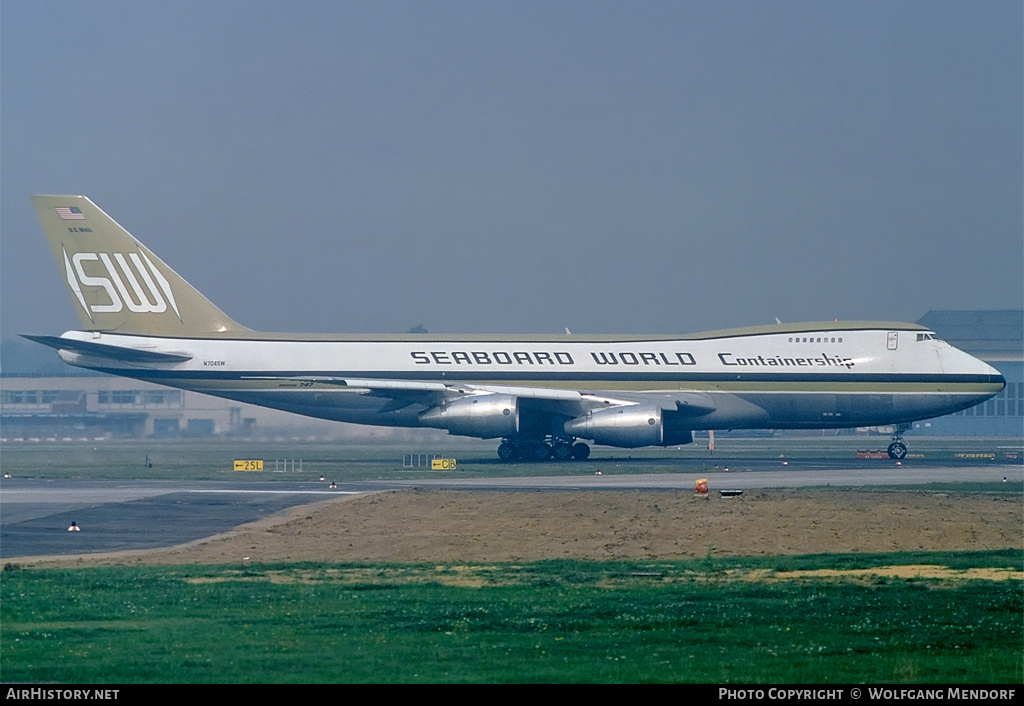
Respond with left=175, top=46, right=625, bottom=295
left=980, top=358, right=1007, bottom=389
left=942, top=344, right=1006, bottom=398
left=976, top=358, right=1006, bottom=396
left=947, top=344, right=1005, bottom=385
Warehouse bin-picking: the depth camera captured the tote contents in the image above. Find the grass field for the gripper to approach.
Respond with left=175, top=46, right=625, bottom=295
left=2, top=551, right=1021, bottom=684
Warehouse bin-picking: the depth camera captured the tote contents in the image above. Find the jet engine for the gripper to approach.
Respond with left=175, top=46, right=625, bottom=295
left=419, top=394, right=519, bottom=438
left=564, top=405, right=692, bottom=447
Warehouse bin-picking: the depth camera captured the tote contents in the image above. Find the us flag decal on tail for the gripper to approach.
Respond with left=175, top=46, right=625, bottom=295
left=55, top=206, right=85, bottom=220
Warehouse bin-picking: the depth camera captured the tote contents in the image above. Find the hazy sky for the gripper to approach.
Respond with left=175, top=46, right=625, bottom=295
left=2, top=1, right=1021, bottom=341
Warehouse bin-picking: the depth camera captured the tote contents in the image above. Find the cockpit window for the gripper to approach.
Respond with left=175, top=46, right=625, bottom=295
left=916, top=333, right=936, bottom=342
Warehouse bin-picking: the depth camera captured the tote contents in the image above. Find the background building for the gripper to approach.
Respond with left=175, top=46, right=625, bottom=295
left=0, top=374, right=252, bottom=440
left=909, top=310, right=1022, bottom=437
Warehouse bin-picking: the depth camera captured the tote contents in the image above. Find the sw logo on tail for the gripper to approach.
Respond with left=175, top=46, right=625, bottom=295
left=62, top=247, right=180, bottom=320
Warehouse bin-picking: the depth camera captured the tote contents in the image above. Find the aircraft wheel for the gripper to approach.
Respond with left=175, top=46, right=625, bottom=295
left=887, top=442, right=907, bottom=460
left=552, top=442, right=574, bottom=461
left=497, top=441, right=519, bottom=461
left=526, top=442, right=552, bottom=462
left=571, top=442, right=591, bottom=460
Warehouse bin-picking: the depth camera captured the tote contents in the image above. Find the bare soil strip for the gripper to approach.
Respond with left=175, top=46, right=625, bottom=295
left=14, top=489, right=1021, bottom=571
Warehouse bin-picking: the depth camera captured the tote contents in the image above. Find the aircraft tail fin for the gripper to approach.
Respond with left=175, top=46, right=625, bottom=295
left=31, top=195, right=249, bottom=336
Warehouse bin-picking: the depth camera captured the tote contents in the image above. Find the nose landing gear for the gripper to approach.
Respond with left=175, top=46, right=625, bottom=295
left=887, top=424, right=911, bottom=460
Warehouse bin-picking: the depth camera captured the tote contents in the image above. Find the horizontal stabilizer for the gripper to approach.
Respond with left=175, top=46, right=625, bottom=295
left=21, top=335, right=193, bottom=363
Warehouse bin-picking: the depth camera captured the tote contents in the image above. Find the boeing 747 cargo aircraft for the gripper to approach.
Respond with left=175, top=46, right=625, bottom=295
left=25, top=195, right=1005, bottom=461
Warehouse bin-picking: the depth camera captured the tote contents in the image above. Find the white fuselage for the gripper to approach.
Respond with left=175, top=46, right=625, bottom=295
left=53, top=324, right=1004, bottom=435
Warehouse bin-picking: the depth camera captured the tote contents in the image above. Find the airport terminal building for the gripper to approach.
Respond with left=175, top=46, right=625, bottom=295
left=0, top=375, right=256, bottom=440
left=2, top=310, right=1021, bottom=440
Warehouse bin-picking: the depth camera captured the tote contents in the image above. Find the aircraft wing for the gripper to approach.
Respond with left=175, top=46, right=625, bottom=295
left=241, top=376, right=590, bottom=413
left=239, top=376, right=453, bottom=411
left=244, top=376, right=716, bottom=420
left=584, top=390, right=718, bottom=416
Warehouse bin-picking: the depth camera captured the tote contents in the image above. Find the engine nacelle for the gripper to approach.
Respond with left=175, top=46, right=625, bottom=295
left=419, top=394, right=519, bottom=438
left=564, top=405, right=693, bottom=447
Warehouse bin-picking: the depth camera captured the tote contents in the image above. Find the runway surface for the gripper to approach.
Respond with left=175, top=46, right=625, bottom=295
left=1, top=464, right=1020, bottom=559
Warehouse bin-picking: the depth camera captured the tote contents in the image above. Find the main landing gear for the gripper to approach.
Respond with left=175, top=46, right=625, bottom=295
left=887, top=423, right=911, bottom=460
left=497, top=437, right=590, bottom=462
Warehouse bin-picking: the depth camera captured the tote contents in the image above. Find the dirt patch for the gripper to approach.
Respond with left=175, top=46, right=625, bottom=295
left=769, top=565, right=1022, bottom=582
left=17, top=488, right=1021, bottom=568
